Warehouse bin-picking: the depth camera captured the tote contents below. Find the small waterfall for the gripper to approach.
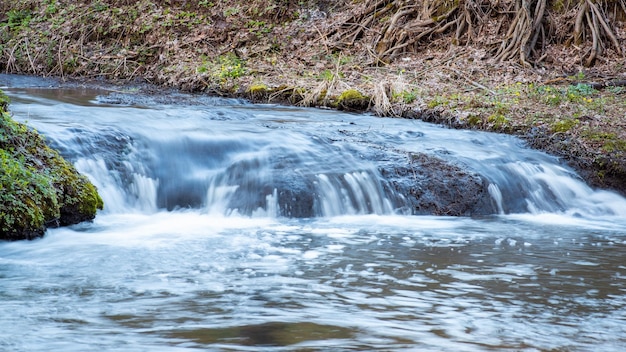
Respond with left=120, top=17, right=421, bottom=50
left=75, top=157, right=159, bottom=214
left=5, top=83, right=626, bottom=220
left=67, top=126, right=400, bottom=218
left=488, top=184, right=504, bottom=215
left=315, top=172, right=394, bottom=216
left=483, top=160, right=626, bottom=217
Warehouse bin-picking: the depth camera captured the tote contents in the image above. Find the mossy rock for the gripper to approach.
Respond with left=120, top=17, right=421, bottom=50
left=247, top=83, right=268, bottom=94
left=336, top=89, right=369, bottom=111
left=0, top=102, right=103, bottom=240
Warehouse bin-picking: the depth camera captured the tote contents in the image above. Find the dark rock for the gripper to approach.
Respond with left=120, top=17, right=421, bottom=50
left=380, top=153, right=495, bottom=216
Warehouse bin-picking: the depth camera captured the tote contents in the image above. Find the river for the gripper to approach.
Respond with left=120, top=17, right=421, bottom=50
left=1, top=75, right=626, bottom=351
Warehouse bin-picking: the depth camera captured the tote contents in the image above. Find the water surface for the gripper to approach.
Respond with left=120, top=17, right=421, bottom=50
left=1, top=77, right=625, bottom=351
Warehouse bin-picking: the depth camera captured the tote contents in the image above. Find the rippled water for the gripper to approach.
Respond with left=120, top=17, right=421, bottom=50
left=2, top=214, right=626, bottom=351
left=1, top=76, right=626, bottom=351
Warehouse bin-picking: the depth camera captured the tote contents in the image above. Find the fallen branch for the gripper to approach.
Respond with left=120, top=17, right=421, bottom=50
left=588, top=80, right=626, bottom=89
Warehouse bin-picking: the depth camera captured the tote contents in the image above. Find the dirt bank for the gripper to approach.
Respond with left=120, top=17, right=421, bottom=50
left=1, top=0, right=625, bottom=195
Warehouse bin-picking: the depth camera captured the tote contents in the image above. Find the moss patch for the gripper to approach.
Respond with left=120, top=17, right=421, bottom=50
left=551, top=118, right=579, bottom=133
left=336, top=89, right=369, bottom=111
left=0, top=98, right=103, bottom=240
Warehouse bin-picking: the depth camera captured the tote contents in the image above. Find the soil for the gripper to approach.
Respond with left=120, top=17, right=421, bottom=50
left=1, top=0, right=625, bottom=195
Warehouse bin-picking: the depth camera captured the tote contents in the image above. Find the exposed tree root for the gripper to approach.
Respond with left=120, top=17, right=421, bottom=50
left=573, top=0, right=624, bottom=66
left=329, top=0, right=491, bottom=63
left=327, top=0, right=625, bottom=67
left=493, top=0, right=547, bottom=66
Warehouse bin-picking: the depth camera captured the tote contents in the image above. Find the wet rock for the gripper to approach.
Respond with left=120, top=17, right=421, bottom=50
left=380, top=153, right=495, bottom=216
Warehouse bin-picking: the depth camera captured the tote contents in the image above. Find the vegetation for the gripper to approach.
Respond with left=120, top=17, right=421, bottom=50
left=0, top=92, right=103, bottom=240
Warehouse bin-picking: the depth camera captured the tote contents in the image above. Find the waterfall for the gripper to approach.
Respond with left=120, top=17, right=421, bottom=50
left=485, top=160, right=626, bottom=217
left=4, top=84, right=626, bottom=219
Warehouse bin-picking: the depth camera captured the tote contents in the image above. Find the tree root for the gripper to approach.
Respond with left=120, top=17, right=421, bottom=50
left=574, top=0, right=624, bottom=66
left=493, top=0, right=547, bottom=66
left=326, top=0, right=625, bottom=67
left=329, top=0, right=491, bottom=64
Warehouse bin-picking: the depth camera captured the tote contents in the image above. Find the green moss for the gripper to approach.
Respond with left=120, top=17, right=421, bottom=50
left=247, top=83, right=268, bottom=94
left=246, top=83, right=269, bottom=100
left=601, top=140, right=626, bottom=153
left=582, top=131, right=626, bottom=153
left=336, top=89, right=369, bottom=111
left=0, top=102, right=103, bottom=240
left=0, top=91, right=9, bottom=110
left=337, top=89, right=365, bottom=101
left=551, top=118, right=579, bottom=133
left=0, top=148, right=58, bottom=238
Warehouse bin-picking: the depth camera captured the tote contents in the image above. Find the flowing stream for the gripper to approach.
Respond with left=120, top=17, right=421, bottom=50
left=1, top=76, right=626, bottom=351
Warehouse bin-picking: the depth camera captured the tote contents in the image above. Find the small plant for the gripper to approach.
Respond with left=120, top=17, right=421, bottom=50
left=466, top=114, right=483, bottom=126
left=569, top=71, right=586, bottom=81
left=427, top=95, right=449, bottom=109
left=318, top=69, right=336, bottom=82
left=45, top=0, right=58, bottom=16
left=246, top=20, right=272, bottom=37
left=487, top=113, right=510, bottom=129
left=551, top=118, right=579, bottom=133
left=392, top=89, right=418, bottom=104
left=566, top=83, right=597, bottom=102
left=3, top=10, right=32, bottom=30
left=223, top=7, right=240, bottom=17
left=533, top=85, right=563, bottom=106
left=197, top=54, right=247, bottom=82
left=607, top=86, right=625, bottom=94
left=216, top=53, right=246, bottom=80
left=92, top=1, right=109, bottom=12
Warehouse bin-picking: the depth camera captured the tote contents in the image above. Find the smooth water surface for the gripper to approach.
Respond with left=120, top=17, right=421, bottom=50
left=1, top=77, right=626, bottom=351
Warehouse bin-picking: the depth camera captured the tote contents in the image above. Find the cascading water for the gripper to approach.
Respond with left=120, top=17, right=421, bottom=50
left=5, top=84, right=625, bottom=219
left=57, top=117, right=402, bottom=217
left=2, top=77, right=626, bottom=352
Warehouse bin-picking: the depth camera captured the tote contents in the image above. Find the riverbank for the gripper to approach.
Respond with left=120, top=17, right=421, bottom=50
left=1, top=0, right=625, bottom=195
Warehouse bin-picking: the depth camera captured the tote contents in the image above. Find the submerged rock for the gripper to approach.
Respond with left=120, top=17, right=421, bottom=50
left=0, top=92, right=103, bottom=240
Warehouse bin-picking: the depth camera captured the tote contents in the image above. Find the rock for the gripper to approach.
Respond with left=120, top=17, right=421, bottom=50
left=380, top=153, right=495, bottom=216
left=0, top=93, right=104, bottom=241
left=221, top=148, right=494, bottom=217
